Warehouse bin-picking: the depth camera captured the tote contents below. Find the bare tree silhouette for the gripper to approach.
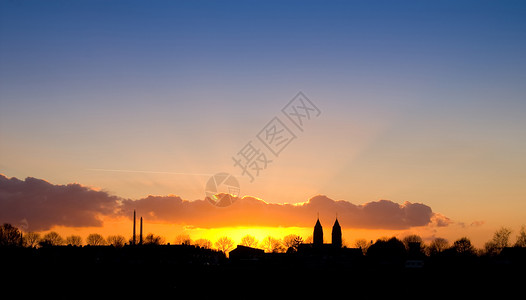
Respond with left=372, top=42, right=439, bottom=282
left=452, top=237, right=476, bottom=256
left=515, top=225, right=526, bottom=247
left=174, top=234, right=192, bottom=245
left=23, top=232, right=41, bottom=248
left=354, top=238, right=371, bottom=255
left=240, top=235, right=258, bottom=248
left=0, top=223, right=22, bottom=247
left=65, top=235, right=82, bottom=246
left=86, top=233, right=106, bottom=246
left=40, top=232, right=64, bottom=246
left=261, top=236, right=284, bottom=253
left=492, top=227, right=512, bottom=248
left=402, top=235, right=424, bottom=250
left=428, top=237, right=449, bottom=256
left=144, top=233, right=165, bottom=245
left=283, top=234, right=303, bottom=252
left=107, top=235, right=126, bottom=247
left=194, top=238, right=212, bottom=249
left=214, top=236, right=234, bottom=254
left=484, top=227, right=512, bottom=255
left=402, top=234, right=425, bottom=258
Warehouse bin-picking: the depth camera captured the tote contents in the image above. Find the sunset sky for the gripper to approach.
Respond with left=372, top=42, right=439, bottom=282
left=1, top=0, right=525, bottom=248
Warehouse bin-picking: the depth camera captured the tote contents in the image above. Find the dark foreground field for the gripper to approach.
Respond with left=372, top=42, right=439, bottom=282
left=2, top=246, right=524, bottom=299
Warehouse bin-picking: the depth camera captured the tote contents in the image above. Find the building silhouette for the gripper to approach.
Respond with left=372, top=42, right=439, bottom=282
left=140, top=217, right=143, bottom=245
left=312, top=217, right=341, bottom=247
left=132, top=210, right=136, bottom=245
left=229, top=245, right=265, bottom=261
left=296, top=217, right=362, bottom=261
left=332, top=218, right=342, bottom=248
left=313, top=218, right=323, bottom=245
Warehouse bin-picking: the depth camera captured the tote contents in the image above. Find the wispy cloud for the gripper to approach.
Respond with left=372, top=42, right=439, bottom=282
left=86, top=168, right=213, bottom=176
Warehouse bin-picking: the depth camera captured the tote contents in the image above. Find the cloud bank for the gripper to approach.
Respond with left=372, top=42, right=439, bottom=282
left=0, top=174, right=450, bottom=231
left=121, top=194, right=450, bottom=230
left=0, top=174, right=118, bottom=231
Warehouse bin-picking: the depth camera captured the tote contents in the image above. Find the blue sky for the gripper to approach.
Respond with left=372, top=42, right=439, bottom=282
left=1, top=0, right=526, bottom=244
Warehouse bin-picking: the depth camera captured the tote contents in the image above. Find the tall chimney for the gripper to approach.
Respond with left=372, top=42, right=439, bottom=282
left=133, top=210, right=136, bottom=245
left=139, top=217, right=143, bottom=245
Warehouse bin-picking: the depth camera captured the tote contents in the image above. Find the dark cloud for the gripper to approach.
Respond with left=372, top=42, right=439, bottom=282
left=0, top=174, right=119, bottom=231
left=1, top=174, right=450, bottom=231
left=122, top=194, right=445, bottom=230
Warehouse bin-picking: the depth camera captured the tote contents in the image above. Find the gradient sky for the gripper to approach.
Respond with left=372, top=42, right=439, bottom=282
left=1, top=0, right=525, bottom=246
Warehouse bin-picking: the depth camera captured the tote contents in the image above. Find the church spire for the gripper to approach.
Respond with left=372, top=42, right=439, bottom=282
left=313, top=217, right=323, bottom=246
left=332, top=216, right=342, bottom=248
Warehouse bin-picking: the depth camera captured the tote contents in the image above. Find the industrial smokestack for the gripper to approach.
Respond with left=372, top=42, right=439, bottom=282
left=139, top=217, right=143, bottom=245
left=133, top=210, right=136, bottom=245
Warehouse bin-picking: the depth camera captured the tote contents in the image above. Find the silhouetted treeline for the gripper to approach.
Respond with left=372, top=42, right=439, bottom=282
left=2, top=223, right=525, bottom=298
left=2, top=223, right=526, bottom=256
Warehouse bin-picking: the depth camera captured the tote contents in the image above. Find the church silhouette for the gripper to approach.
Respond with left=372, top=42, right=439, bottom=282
left=312, top=217, right=342, bottom=248
left=296, top=216, right=362, bottom=257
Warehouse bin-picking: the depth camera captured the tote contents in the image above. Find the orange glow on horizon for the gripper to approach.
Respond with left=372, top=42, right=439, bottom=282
left=33, top=215, right=459, bottom=249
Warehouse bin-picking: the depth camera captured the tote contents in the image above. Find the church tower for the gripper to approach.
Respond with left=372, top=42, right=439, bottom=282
left=313, top=218, right=323, bottom=245
left=332, top=217, right=342, bottom=248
